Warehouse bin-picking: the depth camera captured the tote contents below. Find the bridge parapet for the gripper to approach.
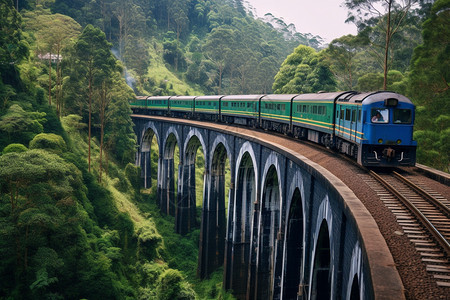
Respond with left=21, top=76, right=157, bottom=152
left=133, top=115, right=405, bottom=300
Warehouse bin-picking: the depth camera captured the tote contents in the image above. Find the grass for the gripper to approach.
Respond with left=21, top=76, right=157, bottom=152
left=146, top=39, right=204, bottom=96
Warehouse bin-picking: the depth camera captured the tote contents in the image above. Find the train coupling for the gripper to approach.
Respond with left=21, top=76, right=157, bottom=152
left=382, top=147, right=396, bottom=161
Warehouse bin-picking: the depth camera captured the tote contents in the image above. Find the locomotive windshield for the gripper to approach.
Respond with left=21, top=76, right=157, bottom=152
left=393, top=109, right=412, bottom=124
left=371, top=108, right=389, bottom=123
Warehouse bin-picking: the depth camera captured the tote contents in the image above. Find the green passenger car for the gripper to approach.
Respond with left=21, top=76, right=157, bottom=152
left=260, top=94, right=295, bottom=124
left=291, top=93, right=336, bottom=134
left=169, top=96, right=195, bottom=117
left=221, top=95, right=262, bottom=125
left=194, top=95, right=221, bottom=120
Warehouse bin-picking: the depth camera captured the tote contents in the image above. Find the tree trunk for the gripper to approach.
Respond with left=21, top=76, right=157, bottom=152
left=48, top=53, right=52, bottom=106
left=383, top=0, right=392, bottom=90
left=56, top=46, right=62, bottom=117
left=88, top=72, right=92, bottom=173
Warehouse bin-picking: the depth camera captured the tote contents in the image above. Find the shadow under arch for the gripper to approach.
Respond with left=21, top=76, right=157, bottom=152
left=350, top=274, right=360, bottom=300
left=310, top=220, right=331, bottom=300
left=198, top=142, right=229, bottom=278
left=227, top=151, right=256, bottom=299
left=283, top=187, right=304, bottom=299
left=177, top=134, right=205, bottom=234
left=140, top=128, right=158, bottom=189
left=160, top=132, right=179, bottom=216
left=255, top=164, right=280, bottom=299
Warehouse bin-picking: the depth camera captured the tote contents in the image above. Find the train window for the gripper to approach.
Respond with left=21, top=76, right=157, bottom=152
left=352, top=109, right=357, bottom=122
left=358, top=110, right=361, bottom=122
left=371, top=108, right=389, bottom=123
left=345, top=108, right=351, bottom=121
left=282, top=104, right=286, bottom=110
left=340, top=109, right=344, bottom=119
left=393, top=109, right=412, bottom=124
left=311, top=106, right=317, bottom=114
left=318, top=106, right=326, bottom=115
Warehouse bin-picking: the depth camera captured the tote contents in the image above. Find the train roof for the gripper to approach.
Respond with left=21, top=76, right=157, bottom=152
left=340, top=91, right=414, bottom=105
left=145, top=96, right=171, bottom=100
left=222, top=94, right=266, bottom=101
left=293, top=91, right=356, bottom=101
left=195, top=95, right=223, bottom=101
left=170, top=95, right=196, bottom=101
left=262, top=94, right=298, bottom=101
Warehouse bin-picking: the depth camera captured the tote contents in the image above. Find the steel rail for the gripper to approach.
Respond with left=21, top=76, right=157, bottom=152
left=392, top=171, right=450, bottom=218
left=369, top=170, right=450, bottom=258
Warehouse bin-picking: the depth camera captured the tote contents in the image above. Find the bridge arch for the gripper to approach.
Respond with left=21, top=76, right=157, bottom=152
left=283, top=187, right=304, bottom=299
left=139, top=124, right=160, bottom=188
left=226, top=150, right=257, bottom=298
left=346, top=243, right=364, bottom=299
left=176, top=133, right=205, bottom=234
left=160, top=131, right=180, bottom=216
left=255, top=163, right=282, bottom=299
left=310, top=218, right=332, bottom=300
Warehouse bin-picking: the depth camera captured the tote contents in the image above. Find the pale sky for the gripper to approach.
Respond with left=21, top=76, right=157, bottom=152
left=245, top=0, right=358, bottom=43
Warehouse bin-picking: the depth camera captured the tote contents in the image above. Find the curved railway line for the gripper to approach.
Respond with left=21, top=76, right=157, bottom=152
left=365, top=170, right=450, bottom=288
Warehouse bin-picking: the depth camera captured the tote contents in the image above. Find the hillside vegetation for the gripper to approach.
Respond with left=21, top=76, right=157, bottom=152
left=0, top=0, right=448, bottom=298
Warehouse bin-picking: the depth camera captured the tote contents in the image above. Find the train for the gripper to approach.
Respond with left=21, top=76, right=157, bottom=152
left=130, top=91, right=417, bottom=167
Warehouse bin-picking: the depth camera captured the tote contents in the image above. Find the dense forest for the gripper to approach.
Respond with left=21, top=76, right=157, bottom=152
left=0, top=0, right=448, bottom=298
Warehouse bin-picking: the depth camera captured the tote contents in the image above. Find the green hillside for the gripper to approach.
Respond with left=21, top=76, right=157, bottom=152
left=0, top=0, right=448, bottom=298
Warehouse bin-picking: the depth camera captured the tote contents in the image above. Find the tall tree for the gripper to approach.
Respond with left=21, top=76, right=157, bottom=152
left=0, top=0, right=29, bottom=88
left=23, top=9, right=81, bottom=113
left=408, top=0, right=449, bottom=171
left=344, top=0, right=418, bottom=90
left=73, top=24, right=115, bottom=172
left=324, top=35, right=362, bottom=90
left=203, top=27, right=235, bottom=94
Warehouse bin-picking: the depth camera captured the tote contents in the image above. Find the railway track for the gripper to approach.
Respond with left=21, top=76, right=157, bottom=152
left=363, top=170, right=450, bottom=288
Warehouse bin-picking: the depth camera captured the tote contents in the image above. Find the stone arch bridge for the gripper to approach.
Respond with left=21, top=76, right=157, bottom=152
left=132, top=115, right=404, bottom=300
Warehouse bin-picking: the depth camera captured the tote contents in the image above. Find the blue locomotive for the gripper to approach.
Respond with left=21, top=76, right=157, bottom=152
left=131, top=91, right=417, bottom=167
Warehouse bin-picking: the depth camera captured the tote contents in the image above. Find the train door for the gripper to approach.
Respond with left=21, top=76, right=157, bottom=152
left=350, top=107, right=357, bottom=142
left=337, top=104, right=344, bottom=138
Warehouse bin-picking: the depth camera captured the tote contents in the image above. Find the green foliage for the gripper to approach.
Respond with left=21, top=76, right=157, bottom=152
left=137, top=225, right=162, bottom=259
left=2, top=143, right=28, bottom=154
left=156, top=269, right=196, bottom=300
left=408, top=0, right=450, bottom=171
left=272, top=45, right=336, bottom=93
left=29, top=133, right=67, bottom=154
left=125, top=163, right=141, bottom=191
left=0, top=104, right=46, bottom=146
left=356, top=70, right=407, bottom=92
left=0, top=0, right=30, bottom=86
left=356, top=73, right=384, bottom=91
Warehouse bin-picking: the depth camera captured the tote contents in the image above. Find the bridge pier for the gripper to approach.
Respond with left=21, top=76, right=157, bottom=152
left=197, top=163, right=227, bottom=278
left=159, top=158, right=176, bottom=215
left=176, top=163, right=197, bottom=234
left=224, top=154, right=255, bottom=299
left=140, top=151, right=151, bottom=188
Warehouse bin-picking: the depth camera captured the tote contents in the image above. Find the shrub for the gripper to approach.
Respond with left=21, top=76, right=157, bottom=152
left=2, top=143, right=28, bottom=154
left=156, top=269, right=196, bottom=300
left=29, top=133, right=67, bottom=154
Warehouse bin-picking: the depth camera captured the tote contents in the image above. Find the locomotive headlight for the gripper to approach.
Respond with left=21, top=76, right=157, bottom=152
left=397, top=139, right=402, bottom=144
left=378, top=139, right=383, bottom=144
